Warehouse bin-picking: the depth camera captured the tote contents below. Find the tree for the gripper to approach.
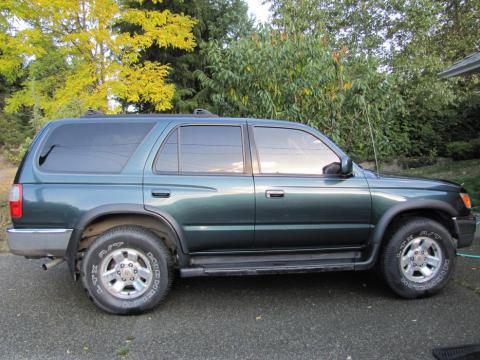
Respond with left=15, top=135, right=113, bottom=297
left=123, top=0, right=253, bottom=113
left=269, top=0, right=393, bottom=59
left=0, top=0, right=197, bottom=121
left=199, top=29, right=407, bottom=160
left=268, top=0, right=480, bottom=158
left=387, top=0, right=480, bottom=156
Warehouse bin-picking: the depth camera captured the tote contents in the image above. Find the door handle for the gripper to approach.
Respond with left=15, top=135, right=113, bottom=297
left=265, top=190, right=285, bottom=198
left=151, top=189, right=171, bottom=198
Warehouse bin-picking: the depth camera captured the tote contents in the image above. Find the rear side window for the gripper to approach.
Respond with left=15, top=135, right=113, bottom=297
left=38, top=122, right=154, bottom=173
left=155, top=128, right=179, bottom=172
left=155, top=125, right=244, bottom=173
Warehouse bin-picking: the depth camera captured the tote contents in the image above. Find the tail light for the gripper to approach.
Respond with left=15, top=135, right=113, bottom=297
left=9, top=184, right=23, bottom=219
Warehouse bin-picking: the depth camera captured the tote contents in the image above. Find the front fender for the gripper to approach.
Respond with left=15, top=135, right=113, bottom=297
left=355, top=199, right=458, bottom=270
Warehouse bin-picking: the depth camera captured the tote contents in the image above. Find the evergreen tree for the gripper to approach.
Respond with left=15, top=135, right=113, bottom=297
left=123, top=0, right=253, bottom=113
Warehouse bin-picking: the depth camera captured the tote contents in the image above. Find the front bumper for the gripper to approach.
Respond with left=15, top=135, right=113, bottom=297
left=453, top=215, right=478, bottom=248
left=6, top=228, right=72, bottom=257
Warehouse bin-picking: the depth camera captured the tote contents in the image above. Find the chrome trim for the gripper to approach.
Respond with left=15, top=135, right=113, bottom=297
left=6, top=228, right=72, bottom=257
left=9, top=228, right=71, bottom=234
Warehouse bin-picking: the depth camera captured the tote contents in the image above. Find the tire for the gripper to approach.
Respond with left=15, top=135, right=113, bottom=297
left=380, top=217, right=455, bottom=299
left=81, top=225, right=173, bottom=314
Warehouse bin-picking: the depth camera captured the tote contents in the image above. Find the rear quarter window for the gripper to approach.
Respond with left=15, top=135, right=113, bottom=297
left=38, top=122, right=154, bottom=173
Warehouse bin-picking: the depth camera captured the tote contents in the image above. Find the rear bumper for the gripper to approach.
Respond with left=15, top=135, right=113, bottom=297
left=6, top=228, right=72, bottom=257
left=453, top=215, right=477, bottom=248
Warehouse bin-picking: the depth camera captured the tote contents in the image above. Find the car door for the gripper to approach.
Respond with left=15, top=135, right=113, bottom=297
left=143, top=122, right=255, bottom=253
left=249, top=125, right=372, bottom=249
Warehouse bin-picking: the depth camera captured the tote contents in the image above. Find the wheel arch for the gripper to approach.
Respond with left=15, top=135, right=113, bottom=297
left=356, top=199, right=458, bottom=270
left=372, top=200, right=457, bottom=243
left=66, top=204, right=189, bottom=278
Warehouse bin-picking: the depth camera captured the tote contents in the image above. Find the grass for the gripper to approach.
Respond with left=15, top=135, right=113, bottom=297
left=402, top=159, right=480, bottom=209
left=116, top=345, right=130, bottom=357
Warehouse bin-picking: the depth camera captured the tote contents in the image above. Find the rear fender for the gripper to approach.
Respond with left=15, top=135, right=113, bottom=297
left=66, top=204, right=188, bottom=278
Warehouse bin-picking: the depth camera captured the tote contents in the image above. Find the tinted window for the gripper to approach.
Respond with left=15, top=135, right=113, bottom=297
left=154, top=129, right=179, bottom=172
left=39, top=122, right=154, bottom=173
left=253, top=127, right=340, bottom=175
left=155, top=126, right=244, bottom=173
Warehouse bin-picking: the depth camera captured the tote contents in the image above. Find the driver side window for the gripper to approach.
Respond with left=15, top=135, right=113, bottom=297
left=253, top=127, right=340, bottom=175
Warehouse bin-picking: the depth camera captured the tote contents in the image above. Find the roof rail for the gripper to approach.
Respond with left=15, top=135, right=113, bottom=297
left=81, top=108, right=218, bottom=118
left=84, top=109, right=104, bottom=116
left=193, top=108, right=217, bottom=117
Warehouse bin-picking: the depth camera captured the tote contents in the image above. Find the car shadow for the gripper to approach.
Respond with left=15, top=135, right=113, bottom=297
left=168, top=270, right=393, bottom=302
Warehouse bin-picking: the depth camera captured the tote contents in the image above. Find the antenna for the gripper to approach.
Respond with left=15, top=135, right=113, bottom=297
left=365, top=105, right=380, bottom=175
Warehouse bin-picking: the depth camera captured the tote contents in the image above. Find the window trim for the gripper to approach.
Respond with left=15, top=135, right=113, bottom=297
left=152, top=124, right=251, bottom=176
left=35, top=121, right=156, bottom=175
left=249, top=125, right=348, bottom=178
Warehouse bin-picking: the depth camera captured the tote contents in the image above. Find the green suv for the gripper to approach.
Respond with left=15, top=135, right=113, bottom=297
left=6, top=113, right=477, bottom=314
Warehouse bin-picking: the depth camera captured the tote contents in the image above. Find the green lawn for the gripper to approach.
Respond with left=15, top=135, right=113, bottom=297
left=402, top=159, right=480, bottom=209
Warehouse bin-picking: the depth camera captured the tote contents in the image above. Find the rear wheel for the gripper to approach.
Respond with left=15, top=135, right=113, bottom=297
left=380, top=217, right=455, bottom=298
left=81, top=225, right=173, bottom=314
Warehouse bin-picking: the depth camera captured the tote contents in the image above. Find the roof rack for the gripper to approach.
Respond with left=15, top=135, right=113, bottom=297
left=81, top=108, right=218, bottom=118
left=84, top=109, right=104, bottom=116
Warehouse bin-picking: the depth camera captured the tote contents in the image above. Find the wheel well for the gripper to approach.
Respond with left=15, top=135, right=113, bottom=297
left=78, top=213, right=180, bottom=267
left=383, top=208, right=456, bottom=242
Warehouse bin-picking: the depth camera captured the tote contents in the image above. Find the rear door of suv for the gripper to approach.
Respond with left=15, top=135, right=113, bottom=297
left=143, top=120, right=255, bottom=253
left=249, top=124, right=372, bottom=249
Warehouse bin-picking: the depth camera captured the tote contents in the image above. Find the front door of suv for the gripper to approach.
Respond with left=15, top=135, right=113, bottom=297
left=250, top=125, right=372, bottom=249
left=144, top=123, right=254, bottom=253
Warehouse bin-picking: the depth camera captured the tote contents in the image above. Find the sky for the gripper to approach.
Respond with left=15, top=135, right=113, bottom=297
left=246, top=0, right=272, bottom=24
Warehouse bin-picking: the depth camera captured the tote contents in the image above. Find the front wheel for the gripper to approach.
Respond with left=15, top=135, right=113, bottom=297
left=81, top=225, right=173, bottom=314
left=380, top=217, right=456, bottom=299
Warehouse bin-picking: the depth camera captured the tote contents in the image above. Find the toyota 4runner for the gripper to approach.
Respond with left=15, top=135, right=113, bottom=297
left=6, top=113, right=477, bottom=314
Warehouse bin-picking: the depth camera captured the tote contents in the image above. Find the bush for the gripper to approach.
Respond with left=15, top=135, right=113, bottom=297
left=472, top=138, right=480, bottom=158
left=4, top=137, right=31, bottom=164
left=198, top=30, right=407, bottom=161
left=446, top=140, right=479, bottom=160
left=0, top=112, right=34, bottom=164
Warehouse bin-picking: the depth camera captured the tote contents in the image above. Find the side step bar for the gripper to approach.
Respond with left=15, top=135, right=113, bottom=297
left=181, top=263, right=355, bottom=277
left=180, top=250, right=360, bottom=277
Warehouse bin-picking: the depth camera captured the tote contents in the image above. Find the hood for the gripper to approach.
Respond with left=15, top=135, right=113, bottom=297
left=362, top=169, right=464, bottom=193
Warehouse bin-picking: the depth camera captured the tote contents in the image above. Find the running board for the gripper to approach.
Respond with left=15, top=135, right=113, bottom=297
left=180, top=250, right=360, bottom=277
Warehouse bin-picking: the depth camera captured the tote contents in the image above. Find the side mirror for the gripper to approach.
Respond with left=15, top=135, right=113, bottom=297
left=340, top=156, right=353, bottom=175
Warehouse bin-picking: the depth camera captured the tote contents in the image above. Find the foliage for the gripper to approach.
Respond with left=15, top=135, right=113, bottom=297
left=267, top=0, right=480, bottom=159
left=0, top=75, right=34, bottom=162
left=0, top=0, right=197, bottom=121
left=0, top=0, right=479, bottom=165
left=446, top=141, right=475, bottom=160
left=387, top=0, right=480, bottom=157
left=123, top=0, right=253, bottom=113
left=269, top=0, right=480, bottom=64
left=199, top=29, right=407, bottom=160
left=446, top=139, right=480, bottom=160
left=269, top=0, right=392, bottom=58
